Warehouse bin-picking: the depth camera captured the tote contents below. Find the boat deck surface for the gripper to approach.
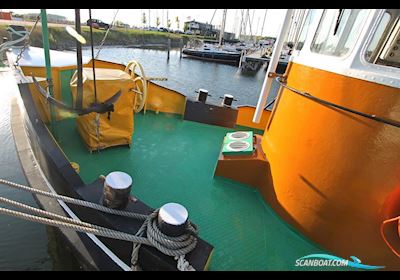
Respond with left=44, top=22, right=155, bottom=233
left=56, top=111, right=335, bottom=271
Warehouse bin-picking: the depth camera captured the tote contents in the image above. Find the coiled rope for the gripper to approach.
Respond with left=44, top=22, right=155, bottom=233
left=0, top=178, right=197, bottom=271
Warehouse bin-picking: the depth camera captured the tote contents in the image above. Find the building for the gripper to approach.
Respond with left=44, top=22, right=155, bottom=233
left=184, top=20, right=216, bottom=37
left=0, top=12, right=12, bottom=20
left=22, top=13, right=68, bottom=23
left=183, top=20, right=238, bottom=41
left=222, top=31, right=236, bottom=41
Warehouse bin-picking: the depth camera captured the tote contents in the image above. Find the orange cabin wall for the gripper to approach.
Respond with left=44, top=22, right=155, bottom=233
left=261, top=61, right=400, bottom=268
left=236, top=106, right=271, bottom=131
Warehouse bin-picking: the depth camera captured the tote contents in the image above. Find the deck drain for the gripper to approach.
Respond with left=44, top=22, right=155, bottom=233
left=227, top=141, right=250, bottom=151
left=228, top=131, right=250, bottom=140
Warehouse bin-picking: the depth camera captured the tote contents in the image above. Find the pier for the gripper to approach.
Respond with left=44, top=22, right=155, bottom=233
left=239, top=47, right=271, bottom=72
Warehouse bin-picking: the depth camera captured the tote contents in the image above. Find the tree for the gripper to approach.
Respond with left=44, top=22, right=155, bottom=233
left=156, top=17, right=160, bottom=27
left=167, top=19, right=171, bottom=29
left=175, top=16, right=180, bottom=29
left=142, top=12, right=147, bottom=26
left=114, top=20, right=126, bottom=27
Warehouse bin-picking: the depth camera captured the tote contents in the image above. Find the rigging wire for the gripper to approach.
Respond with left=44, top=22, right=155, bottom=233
left=276, top=76, right=400, bottom=129
left=209, top=9, right=217, bottom=26
left=95, top=9, right=120, bottom=59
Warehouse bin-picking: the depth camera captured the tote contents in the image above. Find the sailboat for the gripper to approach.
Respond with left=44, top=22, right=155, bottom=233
left=1, top=8, right=400, bottom=271
left=182, top=9, right=242, bottom=65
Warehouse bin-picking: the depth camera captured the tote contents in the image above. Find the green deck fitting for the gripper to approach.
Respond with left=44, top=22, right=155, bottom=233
left=222, top=131, right=254, bottom=156
left=56, top=112, right=346, bottom=271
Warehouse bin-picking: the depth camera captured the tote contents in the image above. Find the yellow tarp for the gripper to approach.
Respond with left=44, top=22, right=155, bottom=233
left=70, top=68, right=136, bottom=152
left=26, top=77, right=52, bottom=123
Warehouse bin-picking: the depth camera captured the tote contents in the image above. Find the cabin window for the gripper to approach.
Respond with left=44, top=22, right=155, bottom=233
left=295, top=9, right=318, bottom=51
left=365, top=9, right=400, bottom=69
left=311, top=9, right=369, bottom=57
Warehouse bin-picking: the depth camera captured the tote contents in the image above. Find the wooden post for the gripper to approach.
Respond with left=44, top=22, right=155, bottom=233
left=167, top=38, right=171, bottom=60
left=239, top=50, right=244, bottom=68
left=179, top=38, right=183, bottom=59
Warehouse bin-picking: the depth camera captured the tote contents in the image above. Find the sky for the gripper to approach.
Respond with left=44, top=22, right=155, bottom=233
left=4, top=9, right=288, bottom=37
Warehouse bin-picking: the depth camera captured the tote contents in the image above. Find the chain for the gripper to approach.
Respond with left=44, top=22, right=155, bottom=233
left=15, top=15, right=41, bottom=66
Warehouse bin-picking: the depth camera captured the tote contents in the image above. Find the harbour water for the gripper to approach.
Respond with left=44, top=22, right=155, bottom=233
left=0, top=47, right=279, bottom=270
left=83, top=47, right=279, bottom=106
left=0, top=69, right=79, bottom=270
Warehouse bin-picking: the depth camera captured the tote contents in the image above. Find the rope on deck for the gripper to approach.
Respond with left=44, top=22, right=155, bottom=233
left=0, top=178, right=197, bottom=271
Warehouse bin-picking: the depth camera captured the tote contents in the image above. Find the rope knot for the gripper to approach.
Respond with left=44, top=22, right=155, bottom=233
left=131, top=208, right=198, bottom=271
left=175, top=255, right=196, bottom=271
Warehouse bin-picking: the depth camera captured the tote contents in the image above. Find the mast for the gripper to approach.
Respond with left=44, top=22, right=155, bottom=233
left=256, top=16, right=260, bottom=37
left=251, top=9, right=255, bottom=39
left=75, top=9, right=83, bottom=111
left=238, top=9, right=244, bottom=40
left=218, top=9, right=227, bottom=47
left=260, top=9, right=267, bottom=37
left=247, top=9, right=254, bottom=43
left=40, top=9, right=56, bottom=134
left=233, top=9, right=238, bottom=38
left=88, top=9, right=97, bottom=104
left=243, top=9, right=248, bottom=39
left=253, top=9, right=294, bottom=123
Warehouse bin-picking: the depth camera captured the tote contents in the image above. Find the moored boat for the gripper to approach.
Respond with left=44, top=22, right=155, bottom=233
left=182, top=46, right=241, bottom=65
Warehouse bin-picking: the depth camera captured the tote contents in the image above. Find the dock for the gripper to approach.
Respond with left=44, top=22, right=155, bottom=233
left=239, top=47, right=271, bottom=71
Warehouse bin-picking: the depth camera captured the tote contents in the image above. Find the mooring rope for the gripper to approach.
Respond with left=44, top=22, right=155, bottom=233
left=0, top=202, right=150, bottom=244
left=0, top=179, right=197, bottom=271
left=0, top=178, right=147, bottom=220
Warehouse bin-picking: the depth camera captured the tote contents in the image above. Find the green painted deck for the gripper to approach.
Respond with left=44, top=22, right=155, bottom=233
left=55, top=112, right=333, bottom=271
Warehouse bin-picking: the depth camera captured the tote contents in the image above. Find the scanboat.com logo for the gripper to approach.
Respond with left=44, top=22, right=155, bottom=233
left=295, top=254, right=385, bottom=270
